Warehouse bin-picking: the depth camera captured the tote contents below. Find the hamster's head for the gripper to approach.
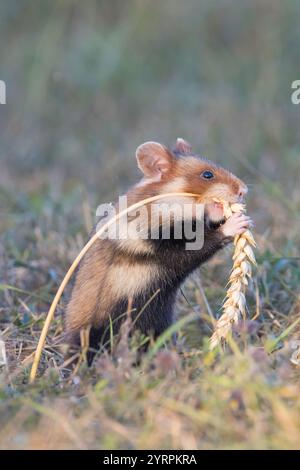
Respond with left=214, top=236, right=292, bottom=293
left=135, top=138, right=248, bottom=223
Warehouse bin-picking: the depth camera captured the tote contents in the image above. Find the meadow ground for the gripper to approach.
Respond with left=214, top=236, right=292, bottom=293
left=0, top=0, right=300, bottom=449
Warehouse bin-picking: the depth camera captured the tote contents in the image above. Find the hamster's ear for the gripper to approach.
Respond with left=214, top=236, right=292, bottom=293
left=175, top=138, right=192, bottom=155
left=136, top=141, right=174, bottom=179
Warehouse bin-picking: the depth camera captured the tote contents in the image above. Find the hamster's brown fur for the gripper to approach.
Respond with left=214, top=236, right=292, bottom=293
left=65, top=139, right=248, bottom=361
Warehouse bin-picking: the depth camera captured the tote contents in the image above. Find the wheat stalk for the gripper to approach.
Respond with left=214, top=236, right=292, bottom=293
left=210, top=201, right=257, bottom=349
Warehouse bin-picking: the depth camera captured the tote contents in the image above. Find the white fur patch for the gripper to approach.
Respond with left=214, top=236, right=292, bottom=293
left=161, top=177, right=186, bottom=194
left=107, top=263, right=159, bottom=299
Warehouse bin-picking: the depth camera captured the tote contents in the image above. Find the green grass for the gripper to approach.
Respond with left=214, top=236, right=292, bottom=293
left=1, top=0, right=300, bottom=450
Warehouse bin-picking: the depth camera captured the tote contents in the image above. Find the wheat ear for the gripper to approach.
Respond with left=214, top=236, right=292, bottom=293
left=29, top=192, right=201, bottom=383
left=210, top=201, right=257, bottom=349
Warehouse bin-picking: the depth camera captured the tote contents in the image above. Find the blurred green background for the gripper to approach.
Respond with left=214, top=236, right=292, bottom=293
left=0, top=0, right=299, bottom=248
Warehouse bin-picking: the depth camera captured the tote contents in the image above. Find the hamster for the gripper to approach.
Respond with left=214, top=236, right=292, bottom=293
left=65, top=138, right=251, bottom=362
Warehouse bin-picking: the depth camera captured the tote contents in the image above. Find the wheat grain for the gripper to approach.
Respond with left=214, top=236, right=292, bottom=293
left=210, top=201, right=256, bottom=349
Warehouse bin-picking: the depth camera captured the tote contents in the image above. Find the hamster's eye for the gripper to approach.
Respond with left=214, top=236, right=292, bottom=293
left=201, top=170, right=214, bottom=180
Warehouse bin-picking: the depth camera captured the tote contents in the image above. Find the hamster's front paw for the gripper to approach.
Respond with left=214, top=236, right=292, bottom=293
left=221, top=212, right=253, bottom=239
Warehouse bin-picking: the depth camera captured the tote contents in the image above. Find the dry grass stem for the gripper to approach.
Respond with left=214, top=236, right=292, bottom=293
left=29, top=192, right=200, bottom=383
left=210, top=201, right=257, bottom=349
